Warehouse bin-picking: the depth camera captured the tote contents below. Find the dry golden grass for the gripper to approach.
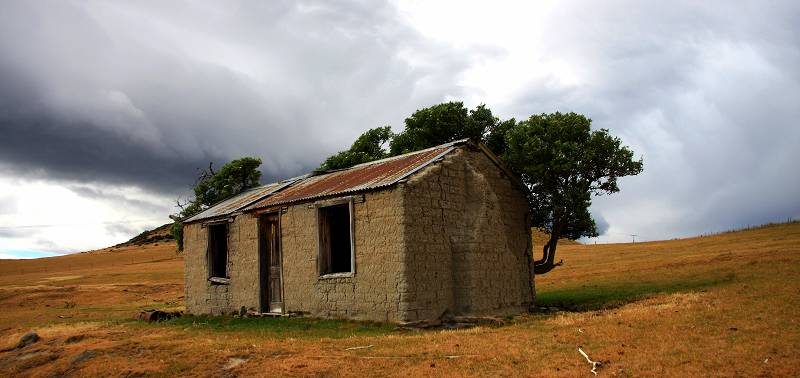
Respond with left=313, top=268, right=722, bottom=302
left=0, top=243, right=182, bottom=330
left=0, top=223, right=798, bottom=376
left=531, top=228, right=580, bottom=248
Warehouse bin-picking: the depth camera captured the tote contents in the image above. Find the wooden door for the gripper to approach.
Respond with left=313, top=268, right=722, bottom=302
left=259, top=214, right=283, bottom=313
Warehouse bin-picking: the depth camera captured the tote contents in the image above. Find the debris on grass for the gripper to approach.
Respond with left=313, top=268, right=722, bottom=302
left=71, top=350, right=97, bottom=364
left=64, top=335, right=85, bottom=344
left=223, top=357, right=248, bottom=370
left=133, top=310, right=182, bottom=322
left=397, top=315, right=504, bottom=330
left=578, top=347, right=602, bottom=375
left=17, top=332, right=40, bottom=348
left=344, top=345, right=374, bottom=351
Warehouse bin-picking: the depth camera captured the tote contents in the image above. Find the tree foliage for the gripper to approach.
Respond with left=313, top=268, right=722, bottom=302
left=314, top=103, right=643, bottom=275
left=170, top=157, right=263, bottom=251
left=389, top=102, right=497, bottom=155
left=316, top=102, right=498, bottom=172
left=501, top=112, right=643, bottom=274
left=316, top=127, right=393, bottom=172
left=484, top=118, right=517, bottom=157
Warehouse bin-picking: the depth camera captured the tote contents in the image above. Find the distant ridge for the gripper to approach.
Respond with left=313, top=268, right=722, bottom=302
left=114, top=223, right=174, bottom=247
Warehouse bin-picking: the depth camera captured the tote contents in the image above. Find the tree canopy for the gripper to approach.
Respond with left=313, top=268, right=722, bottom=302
left=170, top=157, right=263, bottom=251
left=389, top=102, right=498, bottom=155
left=500, top=112, right=643, bottom=274
left=317, top=103, right=643, bottom=275
left=316, top=102, right=498, bottom=173
left=316, top=126, right=393, bottom=172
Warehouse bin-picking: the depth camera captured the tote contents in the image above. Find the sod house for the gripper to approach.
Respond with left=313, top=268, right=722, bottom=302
left=183, top=139, right=535, bottom=323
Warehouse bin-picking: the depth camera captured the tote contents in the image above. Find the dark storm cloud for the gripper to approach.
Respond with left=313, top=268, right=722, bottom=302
left=504, top=0, right=800, bottom=239
left=2, top=0, right=798, bottom=248
left=0, top=1, right=470, bottom=194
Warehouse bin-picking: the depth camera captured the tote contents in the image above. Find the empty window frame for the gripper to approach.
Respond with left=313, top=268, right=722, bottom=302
left=317, top=201, right=354, bottom=275
left=207, top=223, right=229, bottom=278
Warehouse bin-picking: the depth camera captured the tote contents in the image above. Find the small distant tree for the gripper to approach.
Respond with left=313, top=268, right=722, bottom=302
left=170, top=157, right=263, bottom=251
left=316, top=127, right=393, bottom=172
left=500, top=112, right=643, bottom=274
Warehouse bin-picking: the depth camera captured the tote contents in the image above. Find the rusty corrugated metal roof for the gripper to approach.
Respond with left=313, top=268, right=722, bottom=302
left=243, top=141, right=462, bottom=211
left=185, top=139, right=469, bottom=223
left=184, top=179, right=298, bottom=223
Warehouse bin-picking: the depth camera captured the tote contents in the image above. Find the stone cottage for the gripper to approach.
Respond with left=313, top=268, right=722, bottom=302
left=183, top=139, right=535, bottom=323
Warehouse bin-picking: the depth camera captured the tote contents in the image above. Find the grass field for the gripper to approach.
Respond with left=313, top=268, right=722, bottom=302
left=0, top=223, right=798, bottom=376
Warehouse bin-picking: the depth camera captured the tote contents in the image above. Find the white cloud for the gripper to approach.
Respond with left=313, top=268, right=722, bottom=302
left=0, top=177, right=170, bottom=253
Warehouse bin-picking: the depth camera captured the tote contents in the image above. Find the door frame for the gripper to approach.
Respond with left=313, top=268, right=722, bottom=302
left=258, top=212, right=284, bottom=313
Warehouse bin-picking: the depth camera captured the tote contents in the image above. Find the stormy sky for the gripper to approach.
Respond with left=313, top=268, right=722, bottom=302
left=1, top=1, right=798, bottom=257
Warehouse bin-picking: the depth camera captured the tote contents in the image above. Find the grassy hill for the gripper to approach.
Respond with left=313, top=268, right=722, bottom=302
left=113, top=223, right=174, bottom=247
left=531, top=228, right=580, bottom=249
left=0, top=222, right=798, bottom=376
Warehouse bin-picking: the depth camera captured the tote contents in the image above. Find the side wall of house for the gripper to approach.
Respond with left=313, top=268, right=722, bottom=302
left=184, top=215, right=260, bottom=315
left=280, top=189, right=407, bottom=322
left=400, top=147, right=533, bottom=322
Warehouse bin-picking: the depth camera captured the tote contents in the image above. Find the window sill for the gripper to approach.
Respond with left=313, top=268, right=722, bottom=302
left=208, top=277, right=230, bottom=285
left=318, top=272, right=354, bottom=280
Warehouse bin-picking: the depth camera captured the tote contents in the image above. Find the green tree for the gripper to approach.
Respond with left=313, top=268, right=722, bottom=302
left=501, top=112, right=643, bottom=274
left=389, top=102, right=497, bottom=155
left=316, top=126, right=393, bottom=172
left=484, top=118, right=517, bottom=156
left=170, top=157, right=263, bottom=251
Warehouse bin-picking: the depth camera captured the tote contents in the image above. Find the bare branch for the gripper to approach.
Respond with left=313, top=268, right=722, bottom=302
left=578, top=347, right=602, bottom=375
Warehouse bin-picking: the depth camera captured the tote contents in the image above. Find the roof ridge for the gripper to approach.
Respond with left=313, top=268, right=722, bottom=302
left=345, top=138, right=470, bottom=170
left=186, top=139, right=475, bottom=223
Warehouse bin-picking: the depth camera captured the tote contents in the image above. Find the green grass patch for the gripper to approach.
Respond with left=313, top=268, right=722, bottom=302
left=143, top=315, right=397, bottom=339
left=536, top=273, right=735, bottom=311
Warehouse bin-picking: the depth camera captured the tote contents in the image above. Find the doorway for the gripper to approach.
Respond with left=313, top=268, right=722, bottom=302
left=259, top=213, right=283, bottom=313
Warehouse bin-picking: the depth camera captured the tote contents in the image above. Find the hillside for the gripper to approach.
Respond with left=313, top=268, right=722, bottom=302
left=113, top=223, right=174, bottom=247
left=0, top=222, right=798, bottom=376
left=531, top=228, right=580, bottom=248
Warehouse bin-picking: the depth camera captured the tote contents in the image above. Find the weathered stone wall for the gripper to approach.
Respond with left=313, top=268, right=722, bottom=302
left=280, top=189, right=407, bottom=322
left=183, top=222, right=207, bottom=313
left=400, top=147, right=533, bottom=321
left=183, top=215, right=260, bottom=315
left=184, top=144, right=533, bottom=322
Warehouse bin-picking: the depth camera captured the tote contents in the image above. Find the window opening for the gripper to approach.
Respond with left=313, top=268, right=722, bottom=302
left=208, top=223, right=228, bottom=278
left=318, top=202, right=353, bottom=275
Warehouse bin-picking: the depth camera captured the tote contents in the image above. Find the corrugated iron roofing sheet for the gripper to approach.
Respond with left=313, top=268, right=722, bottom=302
left=184, top=180, right=295, bottom=223
left=184, top=139, right=469, bottom=223
left=243, top=141, right=461, bottom=211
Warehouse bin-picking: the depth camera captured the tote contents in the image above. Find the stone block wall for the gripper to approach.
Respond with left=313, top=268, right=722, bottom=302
left=183, top=215, right=260, bottom=315
left=184, top=144, right=533, bottom=322
left=183, top=222, right=208, bottom=313
left=401, top=147, right=533, bottom=321
left=280, top=189, right=407, bottom=322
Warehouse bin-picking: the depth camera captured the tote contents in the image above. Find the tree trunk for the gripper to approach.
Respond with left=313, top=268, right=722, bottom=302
left=534, top=234, right=562, bottom=275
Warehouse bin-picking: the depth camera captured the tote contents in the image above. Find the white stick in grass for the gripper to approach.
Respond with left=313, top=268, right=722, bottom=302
left=578, top=347, right=601, bottom=375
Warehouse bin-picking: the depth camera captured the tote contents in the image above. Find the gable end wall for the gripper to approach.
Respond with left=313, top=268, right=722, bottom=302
left=400, top=147, right=533, bottom=322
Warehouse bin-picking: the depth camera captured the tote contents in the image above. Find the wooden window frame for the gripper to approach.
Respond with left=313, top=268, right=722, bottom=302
left=205, top=221, right=230, bottom=281
left=315, top=197, right=356, bottom=278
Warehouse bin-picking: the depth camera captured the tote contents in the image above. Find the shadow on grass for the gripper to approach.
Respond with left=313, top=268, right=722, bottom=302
left=140, top=315, right=397, bottom=339
left=536, top=273, right=736, bottom=312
